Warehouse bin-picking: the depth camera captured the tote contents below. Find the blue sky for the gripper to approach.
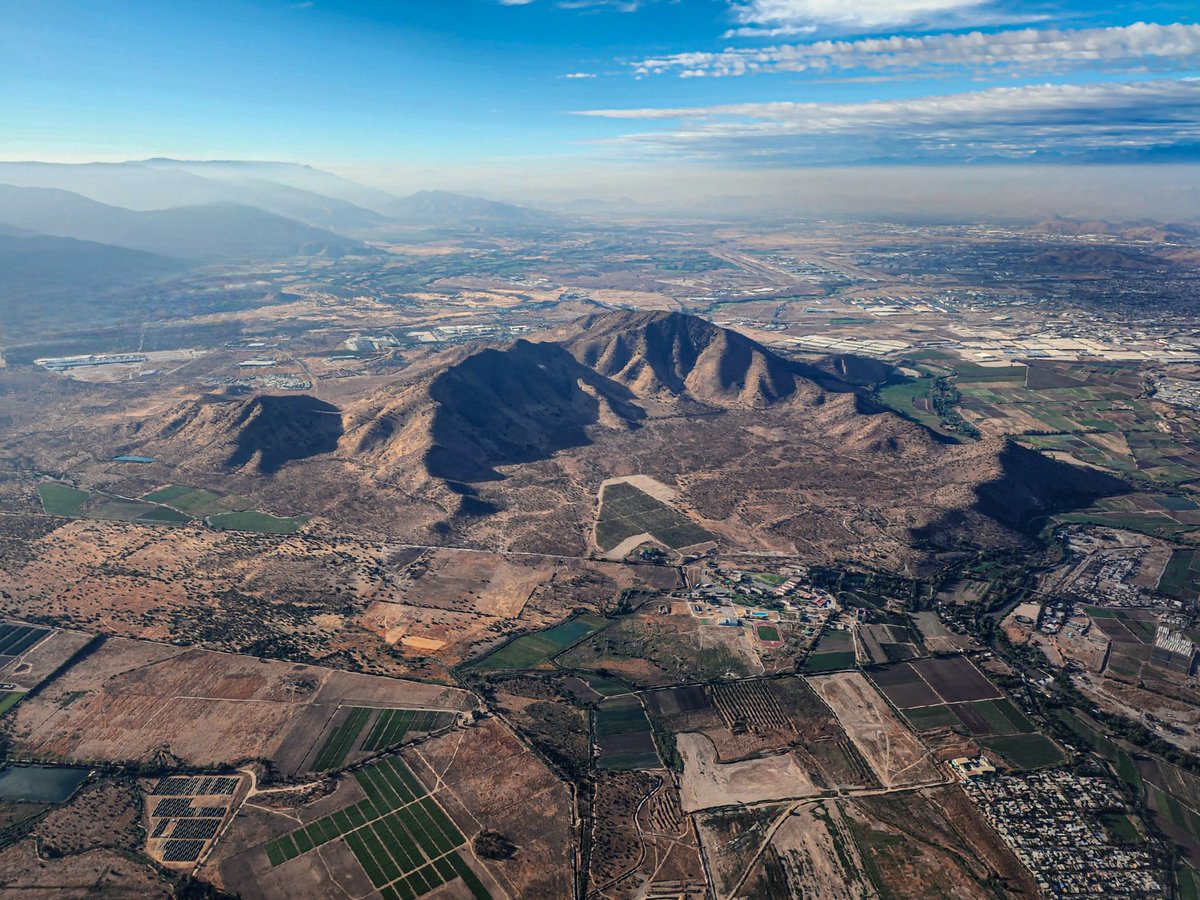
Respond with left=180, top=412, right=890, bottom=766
left=2, top=0, right=1199, bottom=175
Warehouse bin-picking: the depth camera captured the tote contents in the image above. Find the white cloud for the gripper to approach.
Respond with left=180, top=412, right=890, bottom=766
left=633, top=22, right=1200, bottom=79
left=564, top=71, right=598, bottom=78
left=730, top=0, right=988, bottom=30
left=577, top=78, right=1200, bottom=162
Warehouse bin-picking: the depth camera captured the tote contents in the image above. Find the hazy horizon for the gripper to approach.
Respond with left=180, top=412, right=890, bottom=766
left=3, top=1, right=1199, bottom=221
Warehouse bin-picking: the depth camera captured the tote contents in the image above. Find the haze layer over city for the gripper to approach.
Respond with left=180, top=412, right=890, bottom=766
left=1, top=2, right=1199, bottom=899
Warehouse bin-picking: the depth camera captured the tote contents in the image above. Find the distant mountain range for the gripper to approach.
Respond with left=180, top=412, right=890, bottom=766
left=0, top=184, right=375, bottom=261
left=1031, top=216, right=1200, bottom=243
left=0, top=159, right=550, bottom=232
left=0, top=158, right=555, bottom=315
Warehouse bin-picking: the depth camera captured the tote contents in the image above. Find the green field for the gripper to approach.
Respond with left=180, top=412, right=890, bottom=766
left=361, top=710, right=455, bottom=752
left=473, top=614, right=608, bottom=670
left=755, top=624, right=781, bottom=642
left=313, top=707, right=373, bottom=771
left=902, top=704, right=959, bottom=731
left=263, top=756, right=489, bottom=898
left=802, top=629, right=856, bottom=672
left=981, top=733, right=1065, bottom=770
left=142, top=485, right=253, bottom=517
left=1099, top=811, right=1143, bottom=844
left=594, top=482, right=713, bottom=552
left=875, top=376, right=943, bottom=430
left=594, top=696, right=659, bottom=770
left=1160, top=549, right=1200, bottom=600
left=970, top=697, right=1035, bottom=735
left=206, top=510, right=309, bottom=534
left=802, top=651, right=857, bottom=673
left=0, top=692, right=25, bottom=715
left=37, top=482, right=90, bottom=516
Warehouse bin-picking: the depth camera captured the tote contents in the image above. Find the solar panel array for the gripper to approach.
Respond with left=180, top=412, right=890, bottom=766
left=145, top=773, right=241, bottom=867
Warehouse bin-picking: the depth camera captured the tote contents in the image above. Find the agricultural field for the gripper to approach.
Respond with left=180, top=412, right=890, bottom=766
left=471, top=614, right=608, bottom=670
left=594, top=695, right=659, bottom=770
left=257, top=756, right=489, bottom=900
left=875, top=373, right=945, bottom=431
left=404, top=718, right=574, bottom=898
left=801, top=628, right=856, bottom=672
left=1160, top=548, right=1200, bottom=601
left=0, top=622, right=51, bottom=659
left=978, top=733, right=1066, bottom=769
left=36, top=482, right=90, bottom=516
left=594, top=481, right=713, bottom=555
left=809, top=672, right=940, bottom=788
left=309, top=707, right=456, bottom=772
left=1083, top=606, right=1159, bottom=645
left=1058, top=493, right=1200, bottom=539
left=867, top=657, right=1056, bottom=764
left=1138, top=758, right=1200, bottom=867
left=856, top=621, right=925, bottom=665
left=37, top=479, right=310, bottom=533
left=559, top=609, right=757, bottom=687
left=141, top=484, right=253, bottom=517
left=6, top=636, right=472, bottom=774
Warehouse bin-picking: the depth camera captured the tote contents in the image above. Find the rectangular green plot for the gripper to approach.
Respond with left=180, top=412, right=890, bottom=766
left=379, top=813, right=423, bottom=870
left=383, top=711, right=417, bottom=746
left=346, top=803, right=369, bottom=827
left=358, top=828, right=399, bottom=887
left=395, top=805, right=438, bottom=858
left=371, top=759, right=415, bottom=806
left=449, top=851, right=493, bottom=900
left=902, top=704, right=959, bottom=731
left=345, top=829, right=391, bottom=889
left=408, top=866, right=434, bottom=894
left=434, top=856, right=458, bottom=881
left=293, top=829, right=314, bottom=853
left=362, top=709, right=398, bottom=751
left=369, top=820, right=414, bottom=873
left=384, top=756, right=426, bottom=799
left=354, top=769, right=390, bottom=809
left=331, top=808, right=353, bottom=835
left=265, top=841, right=287, bottom=867
left=409, top=799, right=455, bottom=855
left=277, top=834, right=300, bottom=861
left=393, top=881, right=417, bottom=900
left=421, top=797, right=464, bottom=846
left=361, top=764, right=407, bottom=809
left=380, top=887, right=403, bottom=900
left=423, top=862, right=450, bottom=892
left=313, top=707, right=372, bottom=771
left=317, top=817, right=342, bottom=843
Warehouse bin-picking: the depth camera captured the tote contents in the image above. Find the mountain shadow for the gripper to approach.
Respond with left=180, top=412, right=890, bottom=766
left=912, top=439, right=1130, bottom=548
left=224, top=395, right=344, bottom=474
left=424, top=339, right=645, bottom=482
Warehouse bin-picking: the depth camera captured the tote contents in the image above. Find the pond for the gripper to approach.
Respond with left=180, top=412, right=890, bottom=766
left=0, top=765, right=90, bottom=803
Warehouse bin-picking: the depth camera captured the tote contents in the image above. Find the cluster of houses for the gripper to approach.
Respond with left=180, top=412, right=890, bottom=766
left=963, top=770, right=1165, bottom=898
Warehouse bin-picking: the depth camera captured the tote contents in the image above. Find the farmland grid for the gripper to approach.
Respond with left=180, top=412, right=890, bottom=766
left=263, top=755, right=491, bottom=899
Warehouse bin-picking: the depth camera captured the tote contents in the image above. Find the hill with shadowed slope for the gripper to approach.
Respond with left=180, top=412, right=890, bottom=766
left=123, top=310, right=1127, bottom=570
